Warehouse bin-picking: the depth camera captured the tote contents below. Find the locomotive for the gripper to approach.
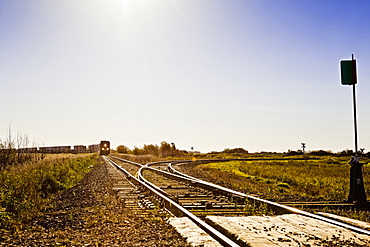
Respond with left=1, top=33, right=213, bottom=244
left=99, top=140, right=110, bottom=155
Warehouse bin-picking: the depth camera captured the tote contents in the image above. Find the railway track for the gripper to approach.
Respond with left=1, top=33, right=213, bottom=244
left=104, top=156, right=240, bottom=246
left=103, top=156, right=159, bottom=212
left=141, top=164, right=256, bottom=217
left=105, top=155, right=370, bottom=246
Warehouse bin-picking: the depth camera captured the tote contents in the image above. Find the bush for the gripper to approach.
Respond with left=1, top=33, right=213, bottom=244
left=337, top=149, right=355, bottom=156
left=222, top=148, right=248, bottom=154
left=285, top=150, right=303, bottom=156
left=0, top=127, right=44, bottom=171
left=309, top=150, right=333, bottom=156
left=0, top=154, right=96, bottom=230
left=116, top=145, right=130, bottom=154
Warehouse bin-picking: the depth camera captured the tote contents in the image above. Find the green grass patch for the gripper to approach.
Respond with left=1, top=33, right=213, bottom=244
left=199, top=157, right=370, bottom=202
left=0, top=154, right=97, bottom=230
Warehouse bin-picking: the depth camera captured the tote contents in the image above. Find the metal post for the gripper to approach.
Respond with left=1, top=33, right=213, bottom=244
left=346, top=54, right=367, bottom=205
left=352, top=54, right=358, bottom=155
left=353, top=84, right=358, bottom=154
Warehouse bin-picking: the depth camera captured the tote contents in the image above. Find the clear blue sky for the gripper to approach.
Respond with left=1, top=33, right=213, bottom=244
left=1, top=0, right=370, bottom=153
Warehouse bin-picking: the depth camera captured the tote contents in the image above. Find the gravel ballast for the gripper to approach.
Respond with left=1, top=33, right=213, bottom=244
left=1, top=158, right=189, bottom=246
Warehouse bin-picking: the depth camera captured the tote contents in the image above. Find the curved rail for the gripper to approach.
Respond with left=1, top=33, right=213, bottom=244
left=105, top=156, right=240, bottom=247
left=107, top=156, right=370, bottom=236
left=168, top=162, right=370, bottom=236
left=137, top=165, right=239, bottom=247
left=108, top=155, right=144, bottom=167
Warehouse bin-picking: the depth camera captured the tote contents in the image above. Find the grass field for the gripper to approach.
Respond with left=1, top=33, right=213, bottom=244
left=3, top=151, right=370, bottom=229
left=115, top=151, right=370, bottom=203
left=179, top=154, right=370, bottom=221
left=202, top=158, right=368, bottom=201
left=0, top=154, right=96, bottom=230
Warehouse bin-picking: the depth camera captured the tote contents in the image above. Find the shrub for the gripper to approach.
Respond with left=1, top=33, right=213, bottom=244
left=222, top=148, right=248, bottom=154
left=0, top=154, right=96, bottom=230
left=309, top=150, right=333, bottom=156
left=116, top=145, right=130, bottom=154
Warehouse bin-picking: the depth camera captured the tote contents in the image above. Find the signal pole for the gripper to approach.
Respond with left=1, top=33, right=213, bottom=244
left=301, top=143, right=306, bottom=154
left=351, top=54, right=358, bottom=155
left=340, top=54, right=367, bottom=205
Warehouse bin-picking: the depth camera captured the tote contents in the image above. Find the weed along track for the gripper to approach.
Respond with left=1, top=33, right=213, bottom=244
left=106, top=156, right=370, bottom=246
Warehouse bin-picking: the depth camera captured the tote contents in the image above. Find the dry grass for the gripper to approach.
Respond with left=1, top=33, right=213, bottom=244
left=0, top=154, right=96, bottom=230
left=202, top=159, right=351, bottom=201
left=177, top=156, right=370, bottom=222
left=196, top=157, right=370, bottom=201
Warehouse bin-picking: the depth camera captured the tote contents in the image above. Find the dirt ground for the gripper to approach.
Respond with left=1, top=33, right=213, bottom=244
left=0, top=159, right=190, bottom=246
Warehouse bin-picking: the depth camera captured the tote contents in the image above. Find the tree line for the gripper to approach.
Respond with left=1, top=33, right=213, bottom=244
left=116, top=141, right=186, bottom=157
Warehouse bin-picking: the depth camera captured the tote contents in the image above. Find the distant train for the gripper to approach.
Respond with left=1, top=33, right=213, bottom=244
left=16, top=140, right=111, bottom=155
left=99, top=140, right=110, bottom=155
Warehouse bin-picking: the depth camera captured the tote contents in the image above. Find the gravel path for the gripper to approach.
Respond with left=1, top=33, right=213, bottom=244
left=1, top=158, right=189, bottom=246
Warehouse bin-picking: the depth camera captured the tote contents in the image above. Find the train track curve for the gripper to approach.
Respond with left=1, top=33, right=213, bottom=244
left=104, top=155, right=370, bottom=246
left=103, top=156, right=239, bottom=247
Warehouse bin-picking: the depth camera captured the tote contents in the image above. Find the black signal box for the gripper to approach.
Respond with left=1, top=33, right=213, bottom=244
left=340, top=60, right=357, bottom=85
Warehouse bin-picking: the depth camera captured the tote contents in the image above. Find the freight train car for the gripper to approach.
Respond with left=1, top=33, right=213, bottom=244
left=39, top=146, right=72, bottom=153
left=16, top=141, right=111, bottom=154
left=99, top=140, right=110, bottom=155
left=88, top=144, right=99, bottom=153
left=73, top=145, right=87, bottom=153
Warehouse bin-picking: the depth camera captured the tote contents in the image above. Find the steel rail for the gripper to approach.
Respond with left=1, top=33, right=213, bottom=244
left=103, top=156, right=143, bottom=187
left=104, top=156, right=240, bottom=247
left=108, top=156, right=370, bottom=235
left=137, top=165, right=240, bottom=247
left=108, top=155, right=146, bottom=177
left=108, top=155, right=144, bottom=167
left=168, top=162, right=370, bottom=236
